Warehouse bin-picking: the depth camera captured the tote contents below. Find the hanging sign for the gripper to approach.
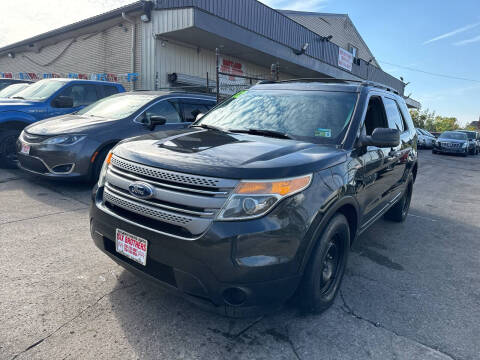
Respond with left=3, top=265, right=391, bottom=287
left=338, top=47, right=353, bottom=72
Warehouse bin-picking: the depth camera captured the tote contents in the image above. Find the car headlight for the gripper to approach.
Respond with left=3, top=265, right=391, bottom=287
left=462, top=142, right=468, bottom=148
left=42, top=134, right=85, bottom=145
left=97, top=151, right=113, bottom=187
left=216, top=174, right=312, bottom=221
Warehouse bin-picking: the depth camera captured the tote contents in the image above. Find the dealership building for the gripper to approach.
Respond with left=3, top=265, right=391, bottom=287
left=0, top=0, right=419, bottom=107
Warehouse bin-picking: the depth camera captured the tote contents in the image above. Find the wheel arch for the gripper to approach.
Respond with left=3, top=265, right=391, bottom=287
left=299, top=195, right=361, bottom=273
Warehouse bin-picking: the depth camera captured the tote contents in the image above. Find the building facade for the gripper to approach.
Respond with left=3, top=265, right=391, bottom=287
left=0, top=0, right=413, bottom=101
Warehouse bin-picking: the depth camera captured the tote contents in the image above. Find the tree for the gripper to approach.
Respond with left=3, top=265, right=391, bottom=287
left=409, top=109, right=460, bottom=132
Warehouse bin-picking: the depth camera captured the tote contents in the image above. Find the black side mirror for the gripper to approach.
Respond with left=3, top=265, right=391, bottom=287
left=360, top=128, right=400, bottom=148
left=144, top=115, right=166, bottom=131
left=53, top=96, right=74, bottom=108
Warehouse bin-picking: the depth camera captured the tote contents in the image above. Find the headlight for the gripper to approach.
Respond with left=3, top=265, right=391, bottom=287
left=42, top=135, right=85, bottom=145
left=462, top=142, right=468, bottom=148
left=97, top=151, right=113, bottom=187
left=216, top=174, right=312, bottom=221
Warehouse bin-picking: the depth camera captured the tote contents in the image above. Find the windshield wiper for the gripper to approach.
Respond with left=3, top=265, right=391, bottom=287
left=12, top=96, right=25, bottom=99
left=190, top=123, right=224, bottom=131
left=228, top=128, right=294, bottom=140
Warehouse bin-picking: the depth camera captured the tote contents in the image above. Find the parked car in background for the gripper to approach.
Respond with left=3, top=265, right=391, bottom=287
left=432, top=131, right=469, bottom=156
left=0, top=83, right=31, bottom=99
left=0, top=78, right=32, bottom=91
left=456, top=130, right=478, bottom=155
left=0, top=78, right=125, bottom=167
left=17, top=91, right=216, bottom=181
left=416, top=128, right=435, bottom=148
left=90, top=80, right=418, bottom=317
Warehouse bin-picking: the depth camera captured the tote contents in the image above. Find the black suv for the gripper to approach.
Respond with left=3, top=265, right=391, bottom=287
left=90, top=80, right=418, bottom=317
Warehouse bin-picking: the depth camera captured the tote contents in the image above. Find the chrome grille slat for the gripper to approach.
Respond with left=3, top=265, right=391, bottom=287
left=106, top=169, right=227, bottom=210
left=109, top=166, right=228, bottom=196
left=111, top=156, right=237, bottom=189
left=105, top=183, right=214, bottom=217
left=103, top=189, right=212, bottom=235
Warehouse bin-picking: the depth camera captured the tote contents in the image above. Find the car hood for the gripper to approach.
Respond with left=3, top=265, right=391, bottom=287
left=113, top=128, right=347, bottom=179
left=438, top=138, right=467, bottom=143
left=0, top=99, right=40, bottom=107
left=26, top=114, right=118, bottom=135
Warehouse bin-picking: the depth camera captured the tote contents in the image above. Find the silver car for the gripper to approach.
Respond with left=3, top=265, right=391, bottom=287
left=17, top=91, right=216, bottom=181
left=416, top=128, right=435, bottom=148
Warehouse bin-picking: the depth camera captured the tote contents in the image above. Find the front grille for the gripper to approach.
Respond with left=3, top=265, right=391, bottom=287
left=17, top=154, right=48, bottom=173
left=103, top=155, right=238, bottom=237
left=22, top=131, right=50, bottom=144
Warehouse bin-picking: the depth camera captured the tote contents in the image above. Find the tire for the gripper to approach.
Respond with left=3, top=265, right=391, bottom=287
left=298, top=213, right=350, bottom=314
left=462, top=151, right=468, bottom=157
left=432, top=150, right=437, bottom=154
left=89, top=147, right=112, bottom=183
left=385, top=182, right=413, bottom=222
left=0, top=129, right=21, bottom=168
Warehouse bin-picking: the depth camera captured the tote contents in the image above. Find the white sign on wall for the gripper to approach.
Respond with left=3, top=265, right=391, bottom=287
left=338, top=47, right=353, bottom=72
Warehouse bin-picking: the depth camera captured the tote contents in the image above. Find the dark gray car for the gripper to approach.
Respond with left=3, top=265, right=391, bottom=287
left=16, top=91, right=216, bottom=180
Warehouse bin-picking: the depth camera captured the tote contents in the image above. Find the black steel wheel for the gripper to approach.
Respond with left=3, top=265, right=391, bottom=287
left=385, top=182, right=413, bottom=222
left=0, top=129, right=21, bottom=168
left=299, top=213, right=350, bottom=313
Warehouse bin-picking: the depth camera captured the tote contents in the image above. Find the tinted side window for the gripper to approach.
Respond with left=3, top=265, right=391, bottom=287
left=363, top=96, right=388, bottom=136
left=59, top=84, right=99, bottom=107
left=181, top=103, right=205, bottom=122
left=384, top=98, right=405, bottom=132
left=144, top=100, right=181, bottom=123
left=103, top=85, right=119, bottom=97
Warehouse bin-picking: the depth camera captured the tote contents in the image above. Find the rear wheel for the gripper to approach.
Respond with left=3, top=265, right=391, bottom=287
left=0, top=129, right=21, bottom=168
left=299, top=214, right=350, bottom=314
left=385, top=182, right=412, bottom=222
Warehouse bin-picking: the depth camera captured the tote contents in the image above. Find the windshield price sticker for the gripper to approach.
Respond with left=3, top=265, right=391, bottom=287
left=315, top=128, right=332, bottom=137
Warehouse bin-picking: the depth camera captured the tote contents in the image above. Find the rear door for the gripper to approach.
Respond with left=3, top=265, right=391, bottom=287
left=382, top=96, right=412, bottom=200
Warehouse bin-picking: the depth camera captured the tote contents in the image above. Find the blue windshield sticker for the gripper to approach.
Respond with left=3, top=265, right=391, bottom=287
left=315, top=128, right=332, bottom=137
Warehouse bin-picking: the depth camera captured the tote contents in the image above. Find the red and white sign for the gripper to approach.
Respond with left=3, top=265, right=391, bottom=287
left=220, top=57, right=244, bottom=78
left=116, top=229, right=148, bottom=266
left=338, top=47, right=353, bottom=72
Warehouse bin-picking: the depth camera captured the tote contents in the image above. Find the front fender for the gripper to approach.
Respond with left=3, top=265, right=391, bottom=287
left=0, top=111, right=37, bottom=130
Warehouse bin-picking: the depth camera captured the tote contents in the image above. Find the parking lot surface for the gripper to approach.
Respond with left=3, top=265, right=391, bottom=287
left=1, top=150, right=479, bottom=360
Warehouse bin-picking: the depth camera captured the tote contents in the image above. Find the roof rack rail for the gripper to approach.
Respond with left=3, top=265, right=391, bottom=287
left=256, top=78, right=399, bottom=95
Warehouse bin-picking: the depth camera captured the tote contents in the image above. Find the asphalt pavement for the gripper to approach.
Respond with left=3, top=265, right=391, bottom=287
left=1, top=149, right=479, bottom=360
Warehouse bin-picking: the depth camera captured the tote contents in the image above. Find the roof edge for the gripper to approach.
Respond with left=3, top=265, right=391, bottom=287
left=0, top=1, right=144, bottom=54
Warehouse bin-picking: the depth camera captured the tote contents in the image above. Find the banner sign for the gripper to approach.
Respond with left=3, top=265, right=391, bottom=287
left=0, top=72, right=139, bottom=82
left=338, top=47, right=353, bottom=72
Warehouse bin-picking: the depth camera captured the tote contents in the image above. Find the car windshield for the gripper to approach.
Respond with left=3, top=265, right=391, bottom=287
left=439, top=132, right=467, bottom=140
left=77, top=94, right=159, bottom=120
left=196, top=90, right=358, bottom=144
left=0, top=83, right=29, bottom=98
left=13, top=80, right=66, bottom=100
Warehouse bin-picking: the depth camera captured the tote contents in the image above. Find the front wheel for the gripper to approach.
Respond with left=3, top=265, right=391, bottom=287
left=298, top=213, right=350, bottom=314
left=0, top=129, right=21, bottom=168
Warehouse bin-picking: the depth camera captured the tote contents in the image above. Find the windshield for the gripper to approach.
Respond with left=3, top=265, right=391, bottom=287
left=76, top=94, right=158, bottom=120
left=0, top=83, right=29, bottom=98
left=197, top=90, right=358, bottom=144
left=439, top=132, right=467, bottom=140
left=13, top=80, right=66, bottom=100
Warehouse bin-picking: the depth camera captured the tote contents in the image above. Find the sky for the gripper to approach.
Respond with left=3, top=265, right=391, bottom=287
left=0, top=0, right=478, bottom=126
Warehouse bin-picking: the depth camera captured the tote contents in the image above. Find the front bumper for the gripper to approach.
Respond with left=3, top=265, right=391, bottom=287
left=16, top=138, right=96, bottom=178
left=89, top=186, right=310, bottom=317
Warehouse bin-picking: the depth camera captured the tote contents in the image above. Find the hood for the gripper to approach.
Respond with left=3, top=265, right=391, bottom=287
left=0, top=99, right=39, bottom=107
left=26, top=114, right=118, bottom=135
left=438, top=138, right=467, bottom=143
left=113, top=128, right=347, bottom=179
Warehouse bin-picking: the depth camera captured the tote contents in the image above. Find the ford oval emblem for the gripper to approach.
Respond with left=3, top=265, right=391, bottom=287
left=128, top=182, right=154, bottom=199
